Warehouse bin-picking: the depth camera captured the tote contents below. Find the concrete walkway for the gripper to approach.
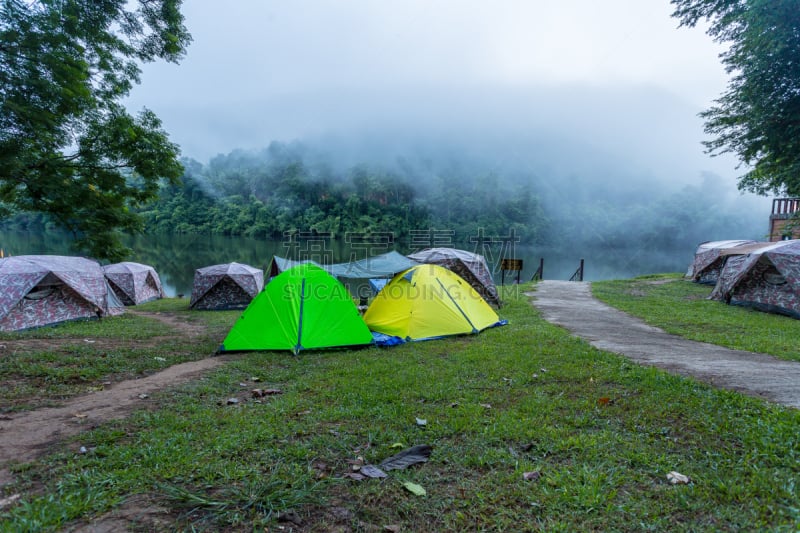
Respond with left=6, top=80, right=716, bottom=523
left=530, top=280, right=800, bottom=409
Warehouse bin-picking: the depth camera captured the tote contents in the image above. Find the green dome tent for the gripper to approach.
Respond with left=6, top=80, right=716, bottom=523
left=220, top=264, right=373, bottom=354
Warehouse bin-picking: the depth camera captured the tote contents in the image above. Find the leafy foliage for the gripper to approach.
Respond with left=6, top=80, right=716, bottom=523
left=0, top=0, right=191, bottom=260
left=671, top=0, right=800, bottom=195
left=139, top=142, right=547, bottom=243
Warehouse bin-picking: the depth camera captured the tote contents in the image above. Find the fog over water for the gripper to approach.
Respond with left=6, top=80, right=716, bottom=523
left=116, top=1, right=775, bottom=284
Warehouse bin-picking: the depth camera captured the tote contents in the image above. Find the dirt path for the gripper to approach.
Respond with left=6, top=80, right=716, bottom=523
left=529, top=280, right=800, bottom=409
left=0, top=311, right=233, bottom=487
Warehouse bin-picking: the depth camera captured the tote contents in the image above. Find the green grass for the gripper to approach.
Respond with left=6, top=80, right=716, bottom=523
left=0, top=299, right=237, bottom=411
left=1, top=284, right=799, bottom=531
left=592, top=273, right=800, bottom=362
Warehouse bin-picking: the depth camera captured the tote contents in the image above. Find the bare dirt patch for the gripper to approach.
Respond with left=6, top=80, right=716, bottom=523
left=0, top=311, right=236, bottom=487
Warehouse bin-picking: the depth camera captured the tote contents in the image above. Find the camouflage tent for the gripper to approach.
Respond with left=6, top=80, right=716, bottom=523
left=687, top=240, right=760, bottom=284
left=103, top=262, right=165, bottom=305
left=0, top=255, right=124, bottom=331
left=190, top=262, right=264, bottom=310
left=407, top=248, right=500, bottom=306
left=710, top=240, right=800, bottom=318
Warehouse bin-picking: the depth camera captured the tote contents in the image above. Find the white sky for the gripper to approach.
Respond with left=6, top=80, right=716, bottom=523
left=126, top=0, right=735, bottom=177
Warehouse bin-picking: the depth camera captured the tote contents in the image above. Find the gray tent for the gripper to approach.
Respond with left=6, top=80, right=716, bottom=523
left=0, top=255, right=123, bottom=331
left=190, top=262, right=264, bottom=310
left=268, top=251, right=418, bottom=280
left=407, top=248, right=500, bottom=306
left=687, top=240, right=761, bottom=284
left=103, top=262, right=165, bottom=305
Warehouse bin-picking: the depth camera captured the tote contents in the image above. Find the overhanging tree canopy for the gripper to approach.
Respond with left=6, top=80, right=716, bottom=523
left=671, top=0, right=800, bottom=196
left=0, top=0, right=191, bottom=260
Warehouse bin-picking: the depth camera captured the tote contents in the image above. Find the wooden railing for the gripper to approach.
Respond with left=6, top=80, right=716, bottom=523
left=530, top=258, right=544, bottom=281
left=772, top=198, right=800, bottom=215
left=569, top=259, right=585, bottom=282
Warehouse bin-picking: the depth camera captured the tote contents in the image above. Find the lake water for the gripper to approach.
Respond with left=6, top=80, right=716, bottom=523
left=0, top=230, right=694, bottom=297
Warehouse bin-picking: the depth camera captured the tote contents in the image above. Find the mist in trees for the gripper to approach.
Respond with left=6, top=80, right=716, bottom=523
left=137, top=132, right=767, bottom=256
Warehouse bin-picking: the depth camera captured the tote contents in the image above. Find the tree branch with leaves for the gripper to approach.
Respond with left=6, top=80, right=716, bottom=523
left=672, top=0, right=800, bottom=196
left=0, top=0, right=191, bottom=260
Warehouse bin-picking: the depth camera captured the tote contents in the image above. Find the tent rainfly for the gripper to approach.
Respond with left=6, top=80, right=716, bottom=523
left=364, top=264, right=504, bottom=341
left=0, top=255, right=124, bottom=331
left=268, top=251, right=418, bottom=280
left=103, top=262, right=165, bottom=305
left=710, top=240, right=800, bottom=318
left=407, top=248, right=500, bottom=306
left=190, top=262, right=264, bottom=310
left=220, top=264, right=373, bottom=354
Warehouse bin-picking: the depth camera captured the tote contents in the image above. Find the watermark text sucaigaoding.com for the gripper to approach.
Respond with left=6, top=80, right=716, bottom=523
left=280, top=279, right=488, bottom=302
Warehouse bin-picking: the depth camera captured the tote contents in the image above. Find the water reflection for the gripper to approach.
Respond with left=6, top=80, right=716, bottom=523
left=0, top=230, right=694, bottom=296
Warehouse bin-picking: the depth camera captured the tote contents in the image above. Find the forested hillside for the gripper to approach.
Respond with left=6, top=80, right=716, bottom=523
left=2, top=139, right=767, bottom=255
left=138, top=142, right=546, bottom=243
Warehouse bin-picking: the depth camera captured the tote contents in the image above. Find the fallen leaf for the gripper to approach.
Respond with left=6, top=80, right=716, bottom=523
left=342, top=472, right=366, bottom=481
left=384, top=526, right=401, bottom=533
left=523, top=471, right=541, bottom=481
left=667, top=471, right=691, bottom=485
left=597, top=397, right=611, bottom=406
left=360, top=464, right=388, bottom=478
left=73, top=413, right=88, bottom=419
left=379, top=444, right=433, bottom=471
left=390, top=442, right=405, bottom=449
left=402, top=481, right=426, bottom=496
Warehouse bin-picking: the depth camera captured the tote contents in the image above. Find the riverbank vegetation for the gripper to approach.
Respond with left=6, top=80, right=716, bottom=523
left=2, top=140, right=768, bottom=258
left=1, top=280, right=798, bottom=531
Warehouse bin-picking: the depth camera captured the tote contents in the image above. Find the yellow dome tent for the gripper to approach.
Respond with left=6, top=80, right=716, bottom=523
left=364, top=264, right=503, bottom=341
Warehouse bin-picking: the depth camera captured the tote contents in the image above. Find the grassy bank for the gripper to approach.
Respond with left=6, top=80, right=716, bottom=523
left=592, top=274, right=800, bottom=363
left=1, top=281, right=799, bottom=531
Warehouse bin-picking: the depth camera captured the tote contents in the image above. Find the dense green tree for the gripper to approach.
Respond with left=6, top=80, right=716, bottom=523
left=672, top=0, right=800, bottom=195
left=0, top=0, right=191, bottom=259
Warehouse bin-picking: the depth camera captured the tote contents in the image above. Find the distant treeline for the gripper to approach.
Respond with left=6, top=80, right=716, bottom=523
left=137, top=142, right=546, bottom=243
left=2, top=141, right=767, bottom=253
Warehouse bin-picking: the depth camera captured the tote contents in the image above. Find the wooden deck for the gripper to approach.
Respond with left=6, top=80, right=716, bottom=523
left=769, top=198, right=800, bottom=241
